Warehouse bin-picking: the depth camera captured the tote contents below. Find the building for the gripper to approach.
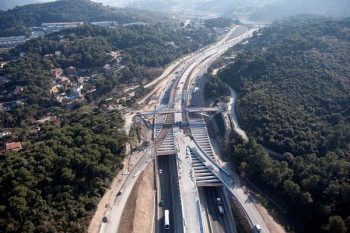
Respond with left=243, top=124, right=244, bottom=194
left=0, top=62, right=7, bottom=69
left=77, top=77, right=85, bottom=85
left=52, top=68, right=63, bottom=78
left=0, top=36, right=26, bottom=48
left=30, top=29, right=46, bottom=39
left=0, top=100, right=24, bottom=111
left=13, top=85, right=23, bottom=95
left=50, top=86, right=59, bottom=95
left=0, top=131, right=11, bottom=138
left=41, top=22, right=83, bottom=34
left=91, top=21, right=118, bottom=28
left=65, top=66, right=77, bottom=75
left=5, top=142, right=22, bottom=152
left=60, top=77, right=71, bottom=87
left=103, top=64, right=113, bottom=74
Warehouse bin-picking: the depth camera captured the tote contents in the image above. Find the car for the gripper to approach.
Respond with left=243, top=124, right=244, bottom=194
left=218, top=205, right=224, bottom=215
left=117, top=189, right=123, bottom=196
left=102, top=216, right=108, bottom=223
left=159, top=169, right=162, bottom=174
left=159, top=200, right=164, bottom=207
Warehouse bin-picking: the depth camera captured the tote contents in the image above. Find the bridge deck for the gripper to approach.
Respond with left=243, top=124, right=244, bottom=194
left=189, top=148, right=222, bottom=187
left=140, top=107, right=220, bottom=115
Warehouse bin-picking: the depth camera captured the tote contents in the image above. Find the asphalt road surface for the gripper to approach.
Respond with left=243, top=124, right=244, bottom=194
left=157, top=155, right=183, bottom=233
left=200, top=187, right=232, bottom=233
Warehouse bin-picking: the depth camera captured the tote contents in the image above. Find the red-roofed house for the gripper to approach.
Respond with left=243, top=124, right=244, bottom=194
left=5, top=142, right=22, bottom=152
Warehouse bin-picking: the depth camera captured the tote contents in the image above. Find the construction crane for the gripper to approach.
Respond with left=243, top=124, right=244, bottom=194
left=120, top=87, right=199, bottom=131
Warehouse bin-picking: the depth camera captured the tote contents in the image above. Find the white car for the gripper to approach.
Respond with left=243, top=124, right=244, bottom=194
left=159, top=169, right=162, bottom=174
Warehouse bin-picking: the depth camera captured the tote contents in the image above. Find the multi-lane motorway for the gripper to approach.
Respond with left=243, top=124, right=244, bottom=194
left=153, top=24, right=262, bottom=233
left=103, top=24, right=270, bottom=233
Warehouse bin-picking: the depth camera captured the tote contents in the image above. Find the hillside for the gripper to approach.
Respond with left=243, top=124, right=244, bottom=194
left=219, top=16, right=350, bottom=232
left=0, top=9, right=215, bottom=231
left=0, top=0, right=169, bottom=36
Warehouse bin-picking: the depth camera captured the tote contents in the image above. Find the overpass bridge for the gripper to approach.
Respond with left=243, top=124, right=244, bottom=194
left=138, top=107, right=220, bottom=115
left=189, top=147, right=223, bottom=187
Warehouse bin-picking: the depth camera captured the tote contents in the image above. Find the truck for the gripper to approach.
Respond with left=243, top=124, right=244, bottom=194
left=164, top=209, right=170, bottom=230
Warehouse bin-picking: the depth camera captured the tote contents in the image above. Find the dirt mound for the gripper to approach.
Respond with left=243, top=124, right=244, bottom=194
left=118, top=163, right=154, bottom=233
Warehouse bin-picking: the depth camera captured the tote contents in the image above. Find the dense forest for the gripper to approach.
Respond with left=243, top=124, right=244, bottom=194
left=219, top=16, right=350, bottom=232
left=0, top=0, right=170, bottom=36
left=0, top=109, right=127, bottom=232
left=204, top=74, right=230, bottom=104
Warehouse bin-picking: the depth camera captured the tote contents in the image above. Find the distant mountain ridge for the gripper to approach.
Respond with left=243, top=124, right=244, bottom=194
left=0, top=0, right=55, bottom=11
left=250, top=0, right=350, bottom=21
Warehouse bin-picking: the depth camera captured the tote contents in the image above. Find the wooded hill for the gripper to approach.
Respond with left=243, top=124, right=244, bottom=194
left=219, top=15, right=350, bottom=232
left=0, top=109, right=127, bottom=232
left=0, top=0, right=170, bottom=36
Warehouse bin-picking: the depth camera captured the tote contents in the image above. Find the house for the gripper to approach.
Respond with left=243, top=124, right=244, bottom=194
left=107, top=105, right=116, bottom=112
left=0, top=62, right=7, bottom=69
left=65, top=66, right=77, bottom=75
left=50, top=86, right=59, bottom=94
left=109, top=50, right=121, bottom=59
left=0, top=131, right=10, bottom=138
left=77, top=77, right=85, bottom=85
left=52, top=68, right=63, bottom=78
left=60, top=77, right=71, bottom=87
left=13, top=85, right=23, bottom=95
left=5, top=142, right=22, bottom=152
left=0, top=100, right=24, bottom=111
left=103, top=64, right=113, bottom=74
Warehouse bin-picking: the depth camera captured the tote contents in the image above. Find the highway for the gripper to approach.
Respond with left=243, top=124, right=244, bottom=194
left=199, top=187, right=231, bottom=233
left=157, top=155, right=182, bottom=233
left=155, top=62, right=183, bottom=233
left=108, top=24, right=268, bottom=233
left=174, top=24, right=271, bottom=233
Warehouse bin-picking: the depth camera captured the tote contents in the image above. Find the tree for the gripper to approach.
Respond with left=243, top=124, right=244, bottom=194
left=325, top=216, right=347, bottom=233
left=283, top=180, right=300, bottom=201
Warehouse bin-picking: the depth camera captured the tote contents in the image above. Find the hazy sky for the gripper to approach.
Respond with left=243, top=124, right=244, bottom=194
left=1, top=0, right=349, bottom=22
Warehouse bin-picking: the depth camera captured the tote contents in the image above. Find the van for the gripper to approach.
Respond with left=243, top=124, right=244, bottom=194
left=254, top=224, right=261, bottom=232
